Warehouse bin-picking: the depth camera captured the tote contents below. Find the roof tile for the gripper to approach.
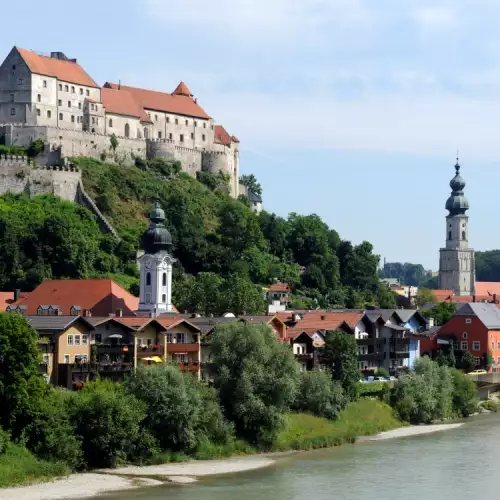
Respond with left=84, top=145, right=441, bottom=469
left=101, top=87, right=152, bottom=123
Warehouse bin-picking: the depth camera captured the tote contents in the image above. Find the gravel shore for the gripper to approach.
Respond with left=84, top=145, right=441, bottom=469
left=367, top=423, right=464, bottom=441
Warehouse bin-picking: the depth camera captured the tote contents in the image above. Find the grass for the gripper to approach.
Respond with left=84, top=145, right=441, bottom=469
left=0, top=443, right=68, bottom=488
left=275, top=399, right=403, bottom=451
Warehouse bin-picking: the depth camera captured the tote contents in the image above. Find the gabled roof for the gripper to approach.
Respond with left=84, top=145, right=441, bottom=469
left=16, top=47, right=98, bottom=88
left=115, top=316, right=200, bottom=333
left=172, top=81, right=193, bottom=97
left=214, top=125, right=233, bottom=146
left=475, top=282, right=500, bottom=297
left=455, top=302, right=500, bottom=329
left=268, top=283, right=290, bottom=293
left=11, top=279, right=139, bottom=316
left=285, top=311, right=364, bottom=338
left=104, top=82, right=210, bottom=119
left=101, top=87, right=152, bottom=123
left=27, top=315, right=94, bottom=332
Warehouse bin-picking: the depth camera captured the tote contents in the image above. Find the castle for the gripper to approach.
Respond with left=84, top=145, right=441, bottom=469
left=0, top=47, right=240, bottom=197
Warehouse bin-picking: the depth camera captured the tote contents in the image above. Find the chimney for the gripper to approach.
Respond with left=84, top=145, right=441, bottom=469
left=115, top=308, right=123, bottom=318
left=14, top=289, right=20, bottom=301
left=118, top=80, right=121, bottom=90
left=321, top=314, right=326, bottom=320
left=83, top=309, right=92, bottom=317
left=473, top=295, right=476, bottom=303
left=56, top=308, right=63, bottom=316
left=428, top=317, right=435, bottom=328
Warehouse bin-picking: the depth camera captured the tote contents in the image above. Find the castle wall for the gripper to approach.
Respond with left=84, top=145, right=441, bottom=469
left=147, top=139, right=202, bottom=176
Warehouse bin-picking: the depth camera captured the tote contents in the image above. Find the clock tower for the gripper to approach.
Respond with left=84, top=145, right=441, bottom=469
left=138, top=199, right=176, bottom=315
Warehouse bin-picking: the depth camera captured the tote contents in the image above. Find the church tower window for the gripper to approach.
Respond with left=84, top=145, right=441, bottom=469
left=146, top=272, right=151, bottom=286
left=162, top=273, right=167, bottom=286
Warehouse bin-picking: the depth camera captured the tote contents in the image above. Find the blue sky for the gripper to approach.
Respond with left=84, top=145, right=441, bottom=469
left=3, top=0, right=500, bottom=269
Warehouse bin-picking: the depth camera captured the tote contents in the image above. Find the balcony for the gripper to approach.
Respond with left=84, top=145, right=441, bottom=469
left=356, top=338, right=375, bottom=346
left=390, top=352, right=410, bottom=359
left=167, top=343, right=200, bottom=353
left=178, top=362, right=200, bottom=374
left=358, top=353, right=384, bottom=362
left=136, top=345, right=165, bottom=358
left=69, top=362, right=133, bottom=373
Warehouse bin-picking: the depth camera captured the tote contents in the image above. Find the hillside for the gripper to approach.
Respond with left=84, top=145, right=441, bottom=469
left=0, top=156, right=396, bottom=313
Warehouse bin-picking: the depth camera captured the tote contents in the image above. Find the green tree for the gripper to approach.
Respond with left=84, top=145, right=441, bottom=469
left=124, top=365, right=232, bottom=452
left=293, top=370, right=346, bottom=420
left=422, top=302, right=456, bottom=325
left=110, top=134, right=119, bottom=151
left=461, top=351, right=476, bottom=372
left=211, top=322, right=299, bottom=447
left=321, top=330, right=360, bottom=401
left=415, top=288, right=436, bottom=308
left=484, top=350, right=493, bottom=371
left=222, top=274, right=266, bottom=315
left=450, top=369, right=478, bottom=417
left=239, top=174, right=262, bottom=196
left=0, top=313, right=44, bottom=437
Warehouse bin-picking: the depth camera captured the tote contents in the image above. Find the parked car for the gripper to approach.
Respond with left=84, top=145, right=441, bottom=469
left=374, top=376, right=387, bottom=382
left=388, top=376, right=397, bottom=382
left=467, top=369, right=487, bottom=376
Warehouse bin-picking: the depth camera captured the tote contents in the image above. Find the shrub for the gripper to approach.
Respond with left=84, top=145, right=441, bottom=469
left=293, top=370, right=346, bottom=420
left=376, top=367, right=390, bottom=378
left=124, top=365, right=233, bottom=453
left=69, top=381, right=155, bottom=468
left=451, top=369, right=478, bottom=417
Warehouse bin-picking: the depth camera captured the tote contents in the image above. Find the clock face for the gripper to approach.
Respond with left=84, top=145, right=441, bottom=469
left=144, top=261, right=152, bottom=270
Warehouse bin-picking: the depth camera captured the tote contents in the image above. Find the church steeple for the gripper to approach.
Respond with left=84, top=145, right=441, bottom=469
left=439, top=158, right=475, bottom=296
left=138, top=199, right=176, bottom=315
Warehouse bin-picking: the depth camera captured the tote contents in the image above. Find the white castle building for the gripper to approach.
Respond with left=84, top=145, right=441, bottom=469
left=0, top=47, right=240, bottom=196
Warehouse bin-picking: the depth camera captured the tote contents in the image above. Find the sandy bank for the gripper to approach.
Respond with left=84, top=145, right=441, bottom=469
left=0, top=474, right=163, bottom=500
left=367, top=423, right=464, bottom=441
left=101, top=455, right=276, bottom=478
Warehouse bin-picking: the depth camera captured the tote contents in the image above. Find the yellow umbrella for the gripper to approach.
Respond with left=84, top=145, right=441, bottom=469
left=151, top=356, right=163, bottom=363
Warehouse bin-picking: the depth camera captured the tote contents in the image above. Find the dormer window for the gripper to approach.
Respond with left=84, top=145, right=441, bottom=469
left=70, top=305, right=81, bottom=316
left=465, top=319, right=471, bottom=325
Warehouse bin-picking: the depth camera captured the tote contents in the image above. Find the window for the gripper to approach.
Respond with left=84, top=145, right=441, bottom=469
left=43, top=80, right=47, bottom=88
left=166, top=333, right=173, bottom=343
left=18, top=78, right=23, bottom=85
left=90, top=103, right=94, bottom=111
left=144, top=127, right=148, bottom=139
left=59, top=113, right=63, bottom=120
left=466, top=319, right=472, bottom=324
left=108, top=118, right=113, bottom=128
left=75, top=335, right=81, bottom=346
left=125, top=123, right=130, bottom=138
left=43, top=354, right=50, bottom=365
left=68, top=335, right=74, bottom=346
left=155, top=114, right=158, bottom=121
left=64, top=354, right=70, bottom=364
left=59, top=83, right=62, bottom=91
left=65, top=85, right=69, bottom=92
left=37, top=94, right=41, bottom=102
left=463, top=332, right=468, bottom=339
left=9, top=93, right=14, bottom=103
left=58, top=99, right=62, bottom=106
left=180, top=134, right=184, bottom=142
left=37, top=108, right=41, bottom=117
left=202, top=134, right=206, bottom=141
left=162, top=272, right=167, bottom=286
left=474, top=357, right=481, bottom=366
left=497, top=342, right=500, bottom=350
left=146, top=272, right=151, bottom=286
left=492, top=342, right=495, bottom=351
left=47, top=110, right=51, bottom=118
left=176, top=333, right=185, bottom=344
left=92, top=117, right=95, bottom=124
left=71, top=115, right=75, bottom=123
left=190, top=133, right=194, bottom=140
left=175, top=118, right=179, bottom=125
left=448, top=231, right=452, bottom=240
left=10, top=108, right=15, bottom=116
left=158, top=131, right=162, bottom=139
left=78, top=102, right=82, bottom=109
left=472, top=341, right=480, bottom=351
left=462, top=231, right=466, bottom=240
left=162, top=294, right=166, bottom=303
left=137, top=337, right=144, bottom=347
left=203, top=122, right=206, bottom=129
left=166, top=117, right=170, bottom=124
left=169, top=133, right=173, bottom=140
left=86, top=89, right=90, bottom=96
left=185, top=119, right=188, bottom=125
left=80, top=88, right=83, bottom=95
left=194, top=121, right=197, bottom=127
left=11, top=64, right=16, bottom=70
left=71, top=86, right=75, bottom=93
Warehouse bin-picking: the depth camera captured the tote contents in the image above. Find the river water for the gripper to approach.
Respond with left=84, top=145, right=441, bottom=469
left=98, top=415, right=500, bottom=500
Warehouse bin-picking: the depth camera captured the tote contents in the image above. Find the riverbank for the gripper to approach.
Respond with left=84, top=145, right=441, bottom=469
left=366, top=423, right=464, bottom=441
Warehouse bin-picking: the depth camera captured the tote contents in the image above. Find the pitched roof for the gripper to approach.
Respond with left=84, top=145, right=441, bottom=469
left=269, top=283, right=291, bottom=293
left=11, top=279, right=139, bottom=316
left=285, top=311, right=364, bottom=338
left=214, top=125, right=233, bottom=146
left=101, top=87, right=152, bottom=123
left=475, top=282, right=500, bottom=297
left=431, top=289, right=453, bottom=301
left=455, top=302, right=500, bottom=329
left=16, top=47, right=98, bottom=88
left=172, top=81, right=193, bottom=97
left=27, top=315, right=93, bottom=331
left=104, top=82, right=210, bottom=119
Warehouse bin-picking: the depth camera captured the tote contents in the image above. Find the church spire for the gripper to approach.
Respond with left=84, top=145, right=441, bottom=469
left=445, top=157, right=469, bottom=216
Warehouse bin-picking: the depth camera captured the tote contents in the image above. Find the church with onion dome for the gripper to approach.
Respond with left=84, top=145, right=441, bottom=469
left=438, top=159, right=476, bottom=296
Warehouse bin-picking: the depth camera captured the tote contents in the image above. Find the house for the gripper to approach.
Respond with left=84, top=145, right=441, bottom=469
left=7, top=279, right=139, bottom=316
left=420, top=302, right=500, bottom=371
left=265, top=282, right=292, bottom=313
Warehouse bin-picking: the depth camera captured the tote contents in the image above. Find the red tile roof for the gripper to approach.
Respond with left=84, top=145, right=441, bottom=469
left=11, top=279, right=139, bottom=316
left=285, top=311, right=364, bottom=339
left=431, top=289, right=453, bottom=302
left=17, top=47, right=98, bottom=88
left=268, top=283, right=291, bottom=293
left=115, top=316, right=199, bottom=332
left=101, top=87, right=152, bottom=123
left=104, top=82, right=210, bottom=119
left=214, top=125, right=233, bottom=146
left=172, top=81, right=193, bottom=97
left=475, top=282, right=500, bottom=297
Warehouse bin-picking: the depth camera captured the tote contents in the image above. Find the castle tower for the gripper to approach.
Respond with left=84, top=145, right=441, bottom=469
left=138, top=199, right=176, bottom=315
left=439, top=159, right=475, bottom=296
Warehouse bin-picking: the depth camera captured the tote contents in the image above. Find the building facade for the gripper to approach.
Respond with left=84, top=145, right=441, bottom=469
left=439, top=160, right=475, bottom=296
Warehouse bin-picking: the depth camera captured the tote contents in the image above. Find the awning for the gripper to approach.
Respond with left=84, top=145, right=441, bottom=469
left=151, top=356, right=163, bottom=363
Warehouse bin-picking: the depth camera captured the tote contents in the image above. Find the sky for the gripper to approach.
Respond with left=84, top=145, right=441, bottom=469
left=2, top=0, right=500, bottom=270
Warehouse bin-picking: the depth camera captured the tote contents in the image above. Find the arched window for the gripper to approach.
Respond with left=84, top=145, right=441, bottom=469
left=162, top=273, right=167, bottom=286
left=448, top=231, right=452, bottom=240
left=462, top=231, right=466, bottom=240
left=144, top=127, right=148, bottom=139
left=125, top=123, right=130, bottom=138
left=162, top=294, right=166, bottom=303
left=146, top=272, right=151, bottom=286
left=108, top=118, right=113, bottom=128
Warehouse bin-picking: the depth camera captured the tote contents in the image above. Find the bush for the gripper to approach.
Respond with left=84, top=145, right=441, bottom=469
left=293, top=370, right=346, bottom=420
left=376, top=367, right=390, bottom=378
left=124, top=365, right=233, bottom=453
left=480, top=400, right=499, bottom=412
left=211, top=323, right=299, bottom=448
left=451, top=369, right=478, bottom=417
left=69, top=381, right=155, bottom=468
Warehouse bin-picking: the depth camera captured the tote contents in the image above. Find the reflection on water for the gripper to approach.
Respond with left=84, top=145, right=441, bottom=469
left=98, top=415, right=500, bottom=500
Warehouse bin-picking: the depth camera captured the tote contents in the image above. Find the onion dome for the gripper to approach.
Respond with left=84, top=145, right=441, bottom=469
left=142, top=199, right=172, bottom=254
left=445, top=159, right=469, bottom=215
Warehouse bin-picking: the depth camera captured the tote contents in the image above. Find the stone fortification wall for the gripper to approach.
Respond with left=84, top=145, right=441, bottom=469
left=146, top=138, right=202, bottom=176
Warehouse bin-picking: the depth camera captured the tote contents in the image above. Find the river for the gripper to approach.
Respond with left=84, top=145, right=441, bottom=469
left=97, top=415, right=500, bottom=500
